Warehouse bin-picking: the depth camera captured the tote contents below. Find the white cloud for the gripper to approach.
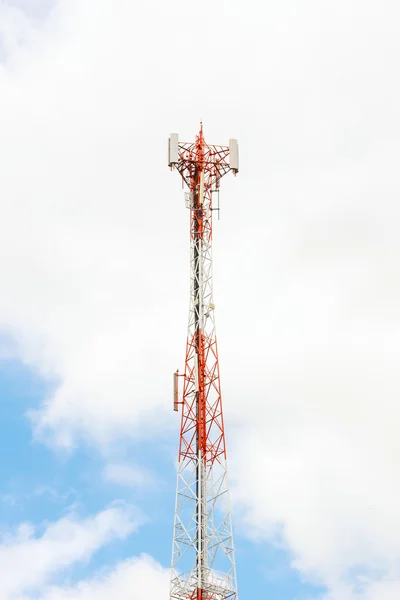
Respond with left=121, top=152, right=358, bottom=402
left=0, top=1, right=400, bottom=599
left=18, top=554, right=169, bottom=600
left=14, top=555, right=169, bottom=600
left=5, top=1, right=54, bottom=19
left=0, top=505, right=139, bottom=599
left=103, top=463, right=154, bottom=489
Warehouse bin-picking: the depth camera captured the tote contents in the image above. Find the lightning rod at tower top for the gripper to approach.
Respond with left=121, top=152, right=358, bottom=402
left=168, top=124, right=239, bottom=600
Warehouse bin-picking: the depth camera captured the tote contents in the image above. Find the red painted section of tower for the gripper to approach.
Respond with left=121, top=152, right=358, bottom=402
left=178, top=125, right=227, bottom=469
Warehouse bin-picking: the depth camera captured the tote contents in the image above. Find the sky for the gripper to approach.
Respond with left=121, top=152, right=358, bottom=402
left=0, top=0, right=399, bottom=599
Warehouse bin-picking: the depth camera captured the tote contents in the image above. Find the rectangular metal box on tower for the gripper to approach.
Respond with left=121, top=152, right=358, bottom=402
left=229, top=138, right=239, bottom=172
left=168, top=134, right=179, bottom=166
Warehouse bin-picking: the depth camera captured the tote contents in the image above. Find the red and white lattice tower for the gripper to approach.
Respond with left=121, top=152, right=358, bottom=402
left=168, top=124, right=239, bottom=600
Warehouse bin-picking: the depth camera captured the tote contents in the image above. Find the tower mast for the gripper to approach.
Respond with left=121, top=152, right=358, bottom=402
left=168, top=125, right=239, bottom=600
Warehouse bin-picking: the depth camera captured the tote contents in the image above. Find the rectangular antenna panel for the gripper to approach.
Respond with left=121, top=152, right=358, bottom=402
left=169, top=133, right=179, bottom=166
left=229, top=138, right=239, bottom=172
left=173, top=370, right=179, bottom=411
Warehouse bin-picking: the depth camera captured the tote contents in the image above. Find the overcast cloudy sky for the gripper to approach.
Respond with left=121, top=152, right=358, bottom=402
left=0, top=1, right=399, bottom=599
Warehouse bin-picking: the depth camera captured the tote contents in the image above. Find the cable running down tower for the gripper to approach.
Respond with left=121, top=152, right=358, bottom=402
left=168, top=125, right=239, bottom=600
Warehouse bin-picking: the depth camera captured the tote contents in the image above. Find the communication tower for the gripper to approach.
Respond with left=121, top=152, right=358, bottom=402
left=168, top=124, right=239, bottom=600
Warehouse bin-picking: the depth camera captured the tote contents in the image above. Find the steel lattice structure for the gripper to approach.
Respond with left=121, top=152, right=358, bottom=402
left=168, top=125, right=239, bottom=600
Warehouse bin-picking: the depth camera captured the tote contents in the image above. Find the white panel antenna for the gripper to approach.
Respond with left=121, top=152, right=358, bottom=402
left=169, top=133, right=179, bottom=166
left=229, top=138, right=239, bottom=173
